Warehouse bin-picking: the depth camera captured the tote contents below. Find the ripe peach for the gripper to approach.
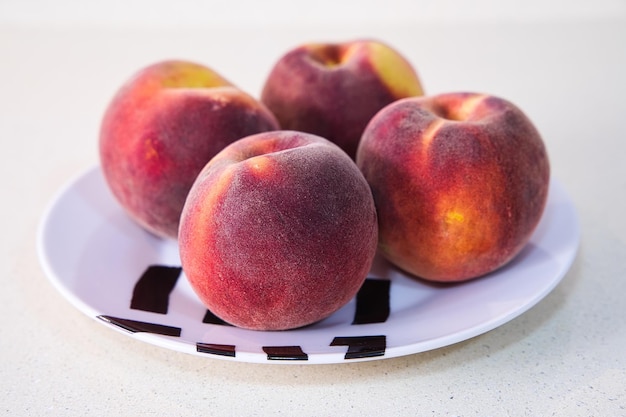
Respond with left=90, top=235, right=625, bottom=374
left=99, top=60, right=279, bottom=239
left=260, top=39, right=424, bottom=159
left=179, top=131, right=378, bottom=330
left=356, top=92, right=550, bottom=282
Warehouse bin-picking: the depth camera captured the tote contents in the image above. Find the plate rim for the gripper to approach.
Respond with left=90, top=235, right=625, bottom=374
left=37, top=165, right=580, bottom=364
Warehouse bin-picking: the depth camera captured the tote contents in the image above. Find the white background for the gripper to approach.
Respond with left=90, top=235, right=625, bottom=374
left=1, top=1, right=626, bottom=416
left=2, top=0, right=625, bottom=25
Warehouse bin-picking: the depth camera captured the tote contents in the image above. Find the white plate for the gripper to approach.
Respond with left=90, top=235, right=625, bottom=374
left=37, top=166, right=579, bottom=364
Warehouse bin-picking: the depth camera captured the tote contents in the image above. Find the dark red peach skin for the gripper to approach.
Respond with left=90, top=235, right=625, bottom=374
left=179, top=131, right=378, bottom=330
left=99, top=60, right=279, bottom=239
left=356, top=93, right=550, bottom=282
left=261, top=39, right=423, bottom=159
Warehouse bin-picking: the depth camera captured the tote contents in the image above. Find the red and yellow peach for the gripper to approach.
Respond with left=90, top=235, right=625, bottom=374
left=179, top=131, right=378, bottom=330
left=356, top=92, right=550, bottom=282
left=99, top=60, right=279, bottom=239
left=261, top=39, right=424, bottom=159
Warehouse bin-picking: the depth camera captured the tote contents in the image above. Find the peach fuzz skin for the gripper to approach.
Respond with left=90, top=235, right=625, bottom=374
left=356, top=92, right=550, bottom=282
left=261, top=39, right=423, bottom=160
left=179, top=131, right=378, bottom=331
left=99, top=60, right=279, bottom=239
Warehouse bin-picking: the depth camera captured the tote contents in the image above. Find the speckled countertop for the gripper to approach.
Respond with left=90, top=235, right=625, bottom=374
left=1, top=2, right=625, bottom=415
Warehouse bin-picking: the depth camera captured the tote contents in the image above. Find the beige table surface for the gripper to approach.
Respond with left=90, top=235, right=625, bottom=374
left=1, top=2, right=625, bottom=415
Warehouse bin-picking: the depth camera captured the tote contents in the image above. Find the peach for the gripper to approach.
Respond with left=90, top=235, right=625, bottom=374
left=99, top=60, right=279, bottom=239
left=178, top=131, right=378, bottom=330
left=261, top=39, right=423, bottom=159
left=356, top=92, right=550, bottom=282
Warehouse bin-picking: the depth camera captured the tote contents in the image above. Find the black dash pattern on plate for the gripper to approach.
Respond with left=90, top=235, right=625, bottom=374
left=352, top=278, right=391, bottom=324
left=331, top=335, right=386, bottom=359
left=196, top=343, right=236, bottom=357
left=97, top=315, right=181, bottom=337
left=263, top=346, right=309, bottom=361
left=130, top=265, right=182, bottom=314
left=202, top=309, right=233, bottom=326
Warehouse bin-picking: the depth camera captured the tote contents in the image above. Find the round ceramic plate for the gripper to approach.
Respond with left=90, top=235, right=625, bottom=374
left=37, top=167, right=579, bottom=364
